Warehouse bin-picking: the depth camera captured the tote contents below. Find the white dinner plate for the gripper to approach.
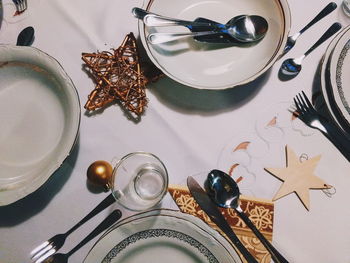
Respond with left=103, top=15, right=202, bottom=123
left=139, top=0, right=290, bottom=89
left=327, top=25, right=350, bottom=129
left=84, top=209, right=242, bottom=263
left=0, top=45, right=80, bottom=205
left=320, top=27, right=348, bottom=132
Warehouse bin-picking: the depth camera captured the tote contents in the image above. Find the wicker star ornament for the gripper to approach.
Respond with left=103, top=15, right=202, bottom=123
left=82, top=32, right=148, bottom=116
left=265, top=145, right=331, bottom=210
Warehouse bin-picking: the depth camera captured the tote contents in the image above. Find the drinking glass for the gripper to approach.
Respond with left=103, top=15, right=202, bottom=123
left=111, top=152, right=168, bottom=211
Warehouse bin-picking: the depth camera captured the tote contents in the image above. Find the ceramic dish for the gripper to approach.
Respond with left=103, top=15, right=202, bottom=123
left=84, top=209, right=242, bottom=263
left=0, top=45, right=80, bottom=205
left=320, top=25, right=350, bottom=134
left=138, top=0, right=291, bottom=89
left=328, top=25, right=350, bottom=128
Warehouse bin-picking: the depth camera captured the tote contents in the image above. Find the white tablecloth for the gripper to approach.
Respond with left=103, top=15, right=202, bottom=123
left=1, top=0, right=350, bottom=262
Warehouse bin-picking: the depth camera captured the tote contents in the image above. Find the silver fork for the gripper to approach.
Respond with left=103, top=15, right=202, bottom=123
left=293, top=91, right=350, bottom=161
left=12, top=0, right=27, bottom=13
left=30, top=193, right=116, bottom=263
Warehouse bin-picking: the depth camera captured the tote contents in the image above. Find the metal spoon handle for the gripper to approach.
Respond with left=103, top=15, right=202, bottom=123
left=65, top=193, right=116, bottom=236
left=147, top=31, right=222, bottom=44
left=304, top=22, right=341, bottom=57
left=299, top=2, right=337, bottom=34
left=67, top=210, right=122, bottom=257
left=132, top=7, right=152, bottom=20
left=236, top=208, right=289, bottom=263
left=143, top=14, right=224, bottom=28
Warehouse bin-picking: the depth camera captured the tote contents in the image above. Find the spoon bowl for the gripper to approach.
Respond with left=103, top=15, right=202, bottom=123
left=279, top=56, right=304, bottom=77
left=205, top=169, right=240, bottom=208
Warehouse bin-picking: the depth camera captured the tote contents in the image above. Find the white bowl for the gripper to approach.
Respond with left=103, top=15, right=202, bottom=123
left=139, top=0, right=291, bottom=90
left=0, top=45, right=80, bottom=205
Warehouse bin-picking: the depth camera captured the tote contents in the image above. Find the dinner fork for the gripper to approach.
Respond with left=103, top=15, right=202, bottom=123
left=293, top=91, right=350, bottom=161
left=39, top=209, right=122, bottom=263
left=30, top=193, right=116, bottom=263
left=12, top=0, right=27, bottom=13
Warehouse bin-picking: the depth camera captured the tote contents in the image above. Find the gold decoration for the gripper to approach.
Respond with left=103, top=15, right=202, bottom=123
left=82, top=32, right=148, bottom=116
left=87, top=160, right=113, bottom=191
left=265, top=145, right=331, bottom=210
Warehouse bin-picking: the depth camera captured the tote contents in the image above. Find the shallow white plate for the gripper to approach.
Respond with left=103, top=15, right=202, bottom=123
left=320, top=27, right=348, bottom=132
left=328, top=26, right=350, bottom=128
left=139, top=0, right=290, bottom=89
left=84, top=209, right=242, bottom=263
left=0, top=45, right=80, bottom=205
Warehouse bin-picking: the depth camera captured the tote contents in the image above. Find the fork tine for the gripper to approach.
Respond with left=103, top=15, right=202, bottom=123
left=30, top=241, right=49, bottom=256
left=293, top=98, right=302, bottom=112
left=298, top=93, right=309, bottom=112
left=295, top=95, right=305, bottom=113
left=34, top=249, right=56, bottom=263
left=302, top=90, right=313, bottom=108
left=31, top=243, right=53, bottom=260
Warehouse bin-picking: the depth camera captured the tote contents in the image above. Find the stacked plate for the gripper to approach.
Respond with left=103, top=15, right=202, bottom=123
left=84, top=209, right=242, bottom=263
left=0, top=45, right=80, bottom=205
left=320, top=25, right=350, bottom=135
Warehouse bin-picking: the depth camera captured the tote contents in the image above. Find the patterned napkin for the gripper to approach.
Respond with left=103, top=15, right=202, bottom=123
left=168, top=184, right=274, bottom=263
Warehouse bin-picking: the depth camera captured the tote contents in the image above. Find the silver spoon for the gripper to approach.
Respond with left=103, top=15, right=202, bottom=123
left=280, top=22, right=341, bottom=78
left=205, top=169, right=289, bottom=263
left=282, top=2, right=337, bottom=56
left=147, top=15, right=268, bottom=44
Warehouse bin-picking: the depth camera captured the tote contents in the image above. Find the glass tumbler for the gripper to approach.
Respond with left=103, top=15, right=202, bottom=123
left=111, top=152, right=169, bottom=211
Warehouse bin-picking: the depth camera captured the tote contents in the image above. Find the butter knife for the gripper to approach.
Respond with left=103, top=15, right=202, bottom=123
left=187, top=176, right=258, bottom=263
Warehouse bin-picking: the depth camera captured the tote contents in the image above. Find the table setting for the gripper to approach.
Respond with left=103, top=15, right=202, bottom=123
left=1, top=0, right=350, bottom=262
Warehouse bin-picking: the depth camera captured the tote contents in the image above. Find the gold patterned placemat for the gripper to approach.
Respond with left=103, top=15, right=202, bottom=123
left=168, top=184, right=274, bottom=263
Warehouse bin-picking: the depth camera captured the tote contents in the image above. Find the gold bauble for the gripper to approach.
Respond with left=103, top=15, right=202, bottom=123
left=87, top=160, right=113, bottom=190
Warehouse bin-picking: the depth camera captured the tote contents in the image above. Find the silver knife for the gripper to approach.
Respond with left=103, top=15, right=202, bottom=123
left=187, top=176, right=258, bottom=263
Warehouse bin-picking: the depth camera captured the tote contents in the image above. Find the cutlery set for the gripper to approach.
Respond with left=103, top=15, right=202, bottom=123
left=26, top=3, right=348, bottom=263
left=30, top=194, right=117, bottom=263
left=132, top=7, right=268, bottom=45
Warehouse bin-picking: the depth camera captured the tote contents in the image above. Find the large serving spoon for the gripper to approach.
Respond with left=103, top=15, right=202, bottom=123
left=280, top=22, right=341, bottom=79
left=147, top=15, right=268, bottom=44
left=282, top=2, right=337, bottom=56
left=205, top=169, right=289, bottom=263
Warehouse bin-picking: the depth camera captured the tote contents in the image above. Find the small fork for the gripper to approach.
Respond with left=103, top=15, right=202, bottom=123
left=12, top=0, right=27, bottom=13
left=30, top=193, right=116, bottom=263
left=293, top=91, right=350, bottom=161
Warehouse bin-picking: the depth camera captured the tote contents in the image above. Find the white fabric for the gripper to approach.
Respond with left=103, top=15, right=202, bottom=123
left=0, top=0, right=350, bottom=262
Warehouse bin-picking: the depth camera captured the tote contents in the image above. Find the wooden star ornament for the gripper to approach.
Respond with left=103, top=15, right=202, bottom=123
left=264, top=145, right=330, bottom=210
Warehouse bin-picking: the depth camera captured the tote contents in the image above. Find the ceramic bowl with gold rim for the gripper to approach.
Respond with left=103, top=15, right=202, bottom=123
left=138, top=0, right=291, bottom=90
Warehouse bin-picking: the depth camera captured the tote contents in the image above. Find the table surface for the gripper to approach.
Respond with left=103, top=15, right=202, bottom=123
left=1, top=0, right=350, bottom=262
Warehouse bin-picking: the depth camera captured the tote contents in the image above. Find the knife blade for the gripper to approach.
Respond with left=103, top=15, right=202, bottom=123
left=187, top=176, right=258, bottom=263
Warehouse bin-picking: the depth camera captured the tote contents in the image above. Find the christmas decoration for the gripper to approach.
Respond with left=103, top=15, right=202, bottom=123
left=265, top=145, right=331, bottom=210
left=82, top=32, right=149, bottom=116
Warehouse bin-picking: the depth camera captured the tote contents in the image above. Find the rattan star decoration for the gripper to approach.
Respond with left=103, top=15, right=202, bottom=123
left=264, top=145, right=331, bottom=210
left=82, top=32, right=148, bottom=116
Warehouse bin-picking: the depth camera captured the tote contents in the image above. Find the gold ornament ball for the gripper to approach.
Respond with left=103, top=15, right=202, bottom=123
left=87, top=160, right=113, bottom=190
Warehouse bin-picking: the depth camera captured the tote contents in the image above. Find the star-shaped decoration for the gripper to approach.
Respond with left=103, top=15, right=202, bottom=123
left=265, top=145, right=330, bottom=210
left=82, top=32, right=149, bottom=118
